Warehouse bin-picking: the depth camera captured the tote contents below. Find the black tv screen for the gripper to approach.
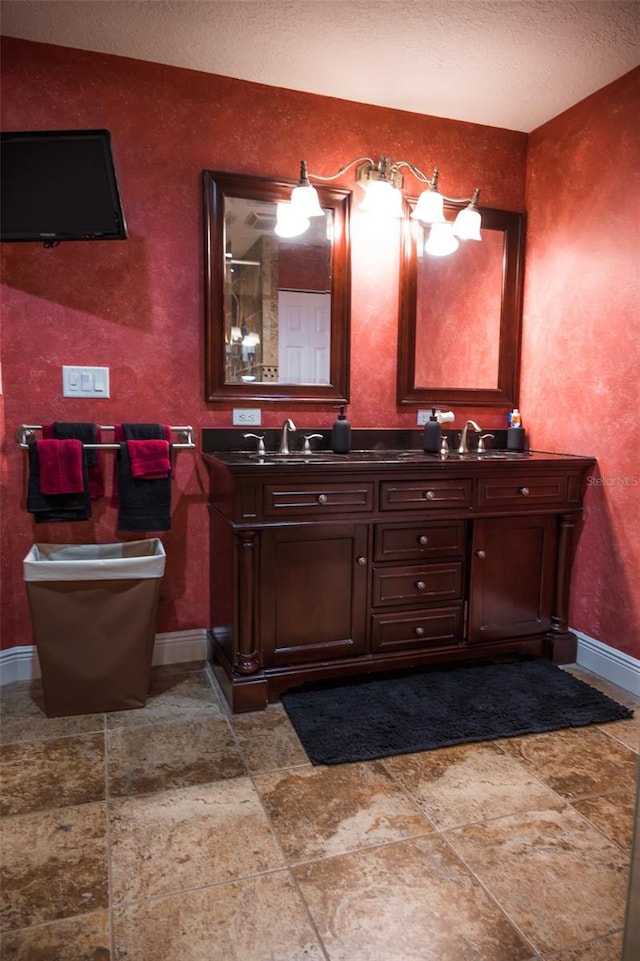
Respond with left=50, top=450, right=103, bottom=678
left=0, top=129, right=128, bottom=243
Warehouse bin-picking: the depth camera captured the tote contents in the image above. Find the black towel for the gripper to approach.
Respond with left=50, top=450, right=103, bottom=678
left=114, top=424, right=172, bottom=531
left=26, top=443, right=92, bottom=523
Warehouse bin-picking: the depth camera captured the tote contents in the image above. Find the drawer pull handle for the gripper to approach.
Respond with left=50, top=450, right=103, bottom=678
left=356, top=555, right=367, bottom=566
left=317, top=493, right=328, bottom=505
left=418, top=535, right=429, bottom=545
left=476, top=550, right=486, bottom=560
left=520, top=486, right=530, bottom=496
left=424, top=490, right=435, bottom=501
left=416, top=580, right=426, bottom=591
left=414, top=627, right=425, bottom=636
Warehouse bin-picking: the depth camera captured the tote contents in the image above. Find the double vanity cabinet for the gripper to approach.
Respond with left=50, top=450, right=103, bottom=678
left=203, top=443, right=595, bottom=712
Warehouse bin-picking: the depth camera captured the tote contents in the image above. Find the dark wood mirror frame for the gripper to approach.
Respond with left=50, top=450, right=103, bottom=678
left=396, top=202, right=526, bottom=408
left=204, top=170, right=351, bottom=404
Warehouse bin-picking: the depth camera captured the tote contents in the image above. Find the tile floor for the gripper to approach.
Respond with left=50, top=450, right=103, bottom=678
left=1, top=661, right=638, bottom=961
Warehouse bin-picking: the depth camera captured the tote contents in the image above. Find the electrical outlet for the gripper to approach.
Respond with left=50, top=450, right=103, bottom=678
left=417, top=409, right=455, bottom=425
left=62, top=366, right=110, bottom=398
left=232, top=408, right=261, bottom=426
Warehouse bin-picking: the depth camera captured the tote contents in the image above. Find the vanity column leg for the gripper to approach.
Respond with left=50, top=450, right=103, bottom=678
left=233, top=529, right=261, bottom=675
left=548, top=512, right=578, bottom=663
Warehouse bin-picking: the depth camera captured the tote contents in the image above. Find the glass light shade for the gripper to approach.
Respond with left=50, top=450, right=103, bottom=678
left=425, top=221, right=459, bottom=257
left=290, top=183, right=325, bottom=218
left=274, top=202, right=309, bottom=238
left=411, top=188, right=445, bottom=224
left=359, top=179, right=404, bottom=218
left=453, top=204, right=482, bottom=240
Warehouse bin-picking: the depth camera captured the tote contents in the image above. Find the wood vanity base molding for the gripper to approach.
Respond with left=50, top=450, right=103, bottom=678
left=205, top=451, right=595, bottom=713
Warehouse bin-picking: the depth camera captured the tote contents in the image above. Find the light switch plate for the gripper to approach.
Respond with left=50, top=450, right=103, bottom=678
left=62, top=366, right=110, bottom=398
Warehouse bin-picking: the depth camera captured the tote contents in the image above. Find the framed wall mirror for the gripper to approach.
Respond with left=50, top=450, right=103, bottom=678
left=396, top=201, right=525, bottom=408
left=204, top=170, right=351, bottom=404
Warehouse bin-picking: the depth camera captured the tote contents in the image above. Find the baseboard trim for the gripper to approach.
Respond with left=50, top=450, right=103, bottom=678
left=573, top=629, right=640, bottom=696
left=3, top=628, right=636, bottom=697
left=0, top=629, right=211, bottom=686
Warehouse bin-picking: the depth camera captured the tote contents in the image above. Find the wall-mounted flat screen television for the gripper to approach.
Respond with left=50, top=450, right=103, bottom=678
left=0, top=129, right=128, bottom=244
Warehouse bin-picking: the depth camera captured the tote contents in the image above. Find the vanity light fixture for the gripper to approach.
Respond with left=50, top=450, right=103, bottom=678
left=279, top=156, right=482, bottom=255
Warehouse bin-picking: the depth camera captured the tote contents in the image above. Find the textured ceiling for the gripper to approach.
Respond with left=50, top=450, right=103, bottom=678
left=2, top=0, right=639, bottom=131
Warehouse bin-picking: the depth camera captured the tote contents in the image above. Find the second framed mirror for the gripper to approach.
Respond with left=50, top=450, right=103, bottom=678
left=204, top=170, right=351, bottom=404
left=397, top=201, right=525, bottom=408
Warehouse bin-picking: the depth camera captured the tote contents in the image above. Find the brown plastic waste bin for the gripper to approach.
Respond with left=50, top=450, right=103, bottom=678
left=24, top=539, right=166, bottom=717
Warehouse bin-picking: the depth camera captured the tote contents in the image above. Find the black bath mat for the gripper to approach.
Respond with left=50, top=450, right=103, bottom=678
left=280, top=659, right=634, bottom=765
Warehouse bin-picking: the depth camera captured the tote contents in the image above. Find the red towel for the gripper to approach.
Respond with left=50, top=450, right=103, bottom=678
left=36, top=439, right=85, bottom=494
left=127, top=439, right=172, bottom=478
left=43, top=422, right=104, bottom=498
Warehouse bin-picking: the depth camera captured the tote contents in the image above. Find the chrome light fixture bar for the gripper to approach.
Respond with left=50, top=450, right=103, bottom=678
left=278, top=156, right=482, bottom=256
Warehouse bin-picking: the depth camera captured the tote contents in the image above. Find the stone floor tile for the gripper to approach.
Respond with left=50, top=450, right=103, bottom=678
left=541, top=931, right=624, bottom=960
left=0, top=680, right=104, bottom=746
left=499, top=725, right=638, bottom=798
left=110, top=777, right=286, bottom=903
left=0, top=910, right=110, bottom=960
left=230, top=704, right=310, bottom=773
left=571, top=789, right=637, bottom=850
left=107, top=715, right=246, bottom=797
left=254, top=760, right=433, bottom=863
left=0, top=732, right=106, bottom=816
left=106, top=667, right=225, bottom=729
left=293, top=834, right=534, bottom=961
left=382, top=740, right=563, bottom=829
left=445, top=802, right=630, bottom=955
left=0, top=803, right=108, bottom=931
left=112, top=871, right=326, bottom=961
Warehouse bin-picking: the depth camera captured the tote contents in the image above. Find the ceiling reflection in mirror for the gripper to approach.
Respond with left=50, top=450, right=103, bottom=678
left=204, top=171, right=351, bottom=404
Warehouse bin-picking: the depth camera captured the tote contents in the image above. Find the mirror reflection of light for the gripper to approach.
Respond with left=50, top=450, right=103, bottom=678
left=425, top=221, right=459, bottom=257
left=274, top=202, right=309, bottom=238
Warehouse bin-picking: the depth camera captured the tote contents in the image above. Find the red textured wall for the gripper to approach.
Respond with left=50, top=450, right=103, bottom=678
left=521, top=68, right=640, bottom=658
left=0, top=38, right=526, bottom=653
left=14, top=38, right=638, bottom=661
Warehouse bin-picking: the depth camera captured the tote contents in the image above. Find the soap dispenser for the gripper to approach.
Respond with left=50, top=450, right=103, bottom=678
left=422, top=408, right=441, bottom=454
left=331, top=405, right=351, bottom=454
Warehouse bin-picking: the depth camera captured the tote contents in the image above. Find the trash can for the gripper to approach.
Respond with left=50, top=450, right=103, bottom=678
left=23, top=539, right=166, bottom=717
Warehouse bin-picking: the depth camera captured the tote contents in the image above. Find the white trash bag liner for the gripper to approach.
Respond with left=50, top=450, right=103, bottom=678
left=24, top=539, right=166, bottom=582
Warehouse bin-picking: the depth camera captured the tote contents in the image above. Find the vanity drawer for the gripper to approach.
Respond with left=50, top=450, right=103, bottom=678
left=371, top=604, right=464, bottom=652
left=374, top=521, right=465, bottom=562
left=476, top=474, right=567, bottom=509
left=264, top=481, right=374, bottom=517
left=380, top=478, right=472, bottom=511
left=372, top=561, right=463, bottom=608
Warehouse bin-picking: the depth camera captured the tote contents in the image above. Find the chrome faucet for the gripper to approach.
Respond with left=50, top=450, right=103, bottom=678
left=458, top=419, right=482, bottom=454
left=279, top=418, right=297, bottom=454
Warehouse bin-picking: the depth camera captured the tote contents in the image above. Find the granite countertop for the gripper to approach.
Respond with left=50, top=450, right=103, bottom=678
left=203, top=448, right=594, bottom=469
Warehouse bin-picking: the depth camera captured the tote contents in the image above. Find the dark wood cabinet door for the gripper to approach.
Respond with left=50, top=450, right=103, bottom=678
left=260, top=523, right=369, bottom=667
left=469, top=516, right=557, bottom=642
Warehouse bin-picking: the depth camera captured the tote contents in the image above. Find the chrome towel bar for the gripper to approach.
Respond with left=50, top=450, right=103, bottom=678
left=15, top=424, right=196, bottom=450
